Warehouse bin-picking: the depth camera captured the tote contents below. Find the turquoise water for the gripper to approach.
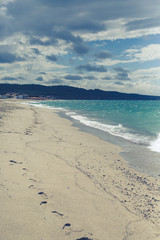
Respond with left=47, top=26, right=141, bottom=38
left=31, top=100, right=160, bottom=153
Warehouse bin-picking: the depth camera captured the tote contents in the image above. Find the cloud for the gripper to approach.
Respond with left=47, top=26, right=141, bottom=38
left=1, top=76, right=17, bottom=80
left=81, top=18, right=160, bottom=41
left=55, top=30, right=89, bottom=55
left=30, top=37, right=56, bottom=46
left=0, top=0, right=160, bottom=95
left=47, top=78, right=64, bottom=84
left=116, top=72, right=130, bottom=81
left=84, top=76, right=97, bottom=80
left=64, top=74, right=97, bottom=81
left=115, top=81, right=125, bottom=85
left=64, top=75, right=82, bottom=80
left=39, top=72, right=46, bottom=75
left=2, top=0, right=160, bottom=43
left=0, top=51, right=25, bottom=63
left=73, top=42, right=89, bottom=55
left=113, top=67, right=128, bottom=72
left=68, top=19, right=106, bottom=33
left=125, top=17, right=160, bottom=31
left=46, top=54, right=58, bottom=62
left=124, top=44, right=160, bottom=62
left=76, top=64, right=107, bottom=72
left=32, top=48, right=40, bottom=55
left=1, top=1, right=159, bottom=47
left=94, top=51, right=112, bottom=59
left=126, top=44, right=160, bottom=62
left=102, top=76, right=113, bottom=80
left=113, top=67, right=131, bottom=81
left=36, top=76, right=43, bottom=81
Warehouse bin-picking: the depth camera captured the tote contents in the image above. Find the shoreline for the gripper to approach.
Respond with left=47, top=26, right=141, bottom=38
left=50, top=105, right=160, bottom=178
left=0, top=99, right=160, bottom=240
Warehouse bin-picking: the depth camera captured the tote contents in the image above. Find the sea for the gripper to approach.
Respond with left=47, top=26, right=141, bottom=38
left=29, top=100, right=160, bottom=177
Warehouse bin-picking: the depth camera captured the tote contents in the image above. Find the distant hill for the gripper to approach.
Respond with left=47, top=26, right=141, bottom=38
left=0, top=83, right=160, bottom=100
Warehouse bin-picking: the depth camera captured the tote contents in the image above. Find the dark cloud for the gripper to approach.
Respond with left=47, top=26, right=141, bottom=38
left=113, top=67, right=128, bottom=72
left=39, top=0, right=87, bottom=7
left=113, top=67, right=130, bottom=81
left=30, top=37, right=56, bottom=46
left=73, top=43, right=89, bottom=55
left=64, top=74, right=97, bottom=81
left=36, top=0, right=160, bottom=22
left=102, top=76, right=113, bottom=80
left=36, top=76, right=43, bottom=81
left=116, top=72, right=130, bottom=81
left=46, top=54, right=58, bottom=62
left=48, top=79, right=64, bottom=84
left=39, top=72, right=46, bottom=75
left=55, top=30, right=89, bottom=55
left=1, top=76, right=25, bottom=81
left=68, top=19, right=106, bottom=33
left=76, top=64, right=107, bottom=72
left=94, top=51, right=112, bottom=59
left=18, top=77, right=25, bottom=80
left=32, top=48, right=40, bottom=55
left=64, top=75, right=82, bottom=80
left=55, top=30, right=78, bottom=43
left=125, top=17, right=160, bottom=31
left=0, top=52, right=25, bottom=63
left=0, top=0, right=159, bottom=92
left=115, top=81, right=125, bottom=85
left=84, top=76, right=97, bottom=80
left=1, top=0, right=158, bottom=59
left=1, top=76, right=17, bottom=81
left=3, top=0, right=160, bottom=44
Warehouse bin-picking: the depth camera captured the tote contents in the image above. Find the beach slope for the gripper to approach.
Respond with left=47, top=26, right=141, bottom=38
left=0, top=100, right=160, bottom=240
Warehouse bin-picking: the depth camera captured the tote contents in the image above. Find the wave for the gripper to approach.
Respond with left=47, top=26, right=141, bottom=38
left=67, top=112, right=151, bottom=145
left=148, top=133, right=160, bottom=153
left=25, top=101, right=65, bottom=111
left=25, top=101, right=160, bottom=153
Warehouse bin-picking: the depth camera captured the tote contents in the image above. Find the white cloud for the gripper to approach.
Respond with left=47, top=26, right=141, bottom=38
left=0, top=0, right=15, bottom=5
left=133, top=66, right=160, bottom=79
left=96, top=58, right=134, bottom=66
left=129, top=67, right=160, bottom=95
left=81, top=18, right=160, bottom=41
left=96, top=44, right=160, bottom=68
left=131, top=44, right=160, bottom=61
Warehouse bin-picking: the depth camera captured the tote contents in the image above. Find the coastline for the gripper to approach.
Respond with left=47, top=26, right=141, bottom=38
left=0, top=99, right=160, bottom=240
left=58, top=110, right=160, bottom=178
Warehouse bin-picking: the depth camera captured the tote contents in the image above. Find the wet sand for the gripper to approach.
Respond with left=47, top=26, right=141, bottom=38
left=0, top=99, right=160, bottom=240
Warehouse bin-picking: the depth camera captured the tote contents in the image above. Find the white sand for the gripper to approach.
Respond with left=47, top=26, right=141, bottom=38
left=0, top=99, right=160, bottom=240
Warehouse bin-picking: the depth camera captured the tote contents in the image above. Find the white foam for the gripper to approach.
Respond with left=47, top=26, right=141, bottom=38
left=24, top=101, right=64, bottom=110
left=23, top=101, right=153, bottom=147
left=148, top=133, right=160, bottom=153
left=69, top=114, right=150, bottom=145
left=66, top=111, right=76, bottom=116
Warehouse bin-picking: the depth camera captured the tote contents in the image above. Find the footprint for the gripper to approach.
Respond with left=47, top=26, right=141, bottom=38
left=76, top=238, right=93, bottom=240
left=22, top=168, right=29, bottom=171
left=29, top=178, right=37, bottom=182
left=63, top=223, right=71, bottom=229
left=38, top=192, right=48, bottom=199
left=51, top=211, right=64, bottom=217
left=40, top=201, right=47, bottom=205
left=10, top=160, right=17, bottom=164
left=9, top=160, right=23, bottom=164
left=29, top=185, right=35, bottom=189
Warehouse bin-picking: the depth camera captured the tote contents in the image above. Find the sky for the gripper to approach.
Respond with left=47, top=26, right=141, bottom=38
left=0, top=0, right=160, bottom=95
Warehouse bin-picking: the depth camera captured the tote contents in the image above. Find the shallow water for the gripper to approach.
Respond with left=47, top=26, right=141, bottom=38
left=29, top=100, right=160, bottom=177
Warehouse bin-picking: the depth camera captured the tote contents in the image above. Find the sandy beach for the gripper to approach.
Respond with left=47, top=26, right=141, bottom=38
left=0, top=99, right=160, bottom=240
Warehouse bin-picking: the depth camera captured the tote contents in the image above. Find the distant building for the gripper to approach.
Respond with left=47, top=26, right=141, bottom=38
left=0, top=92, right=54, bottom=100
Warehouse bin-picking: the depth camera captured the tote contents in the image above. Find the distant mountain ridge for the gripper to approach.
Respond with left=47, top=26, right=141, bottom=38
left=0, top=83, right=160, bottom=100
